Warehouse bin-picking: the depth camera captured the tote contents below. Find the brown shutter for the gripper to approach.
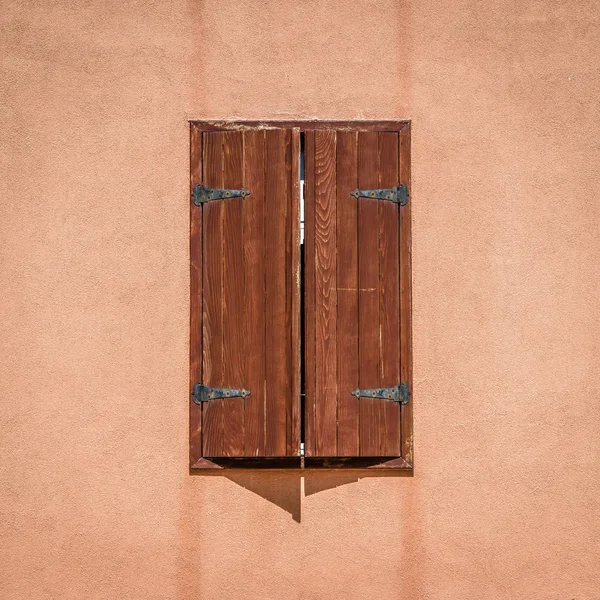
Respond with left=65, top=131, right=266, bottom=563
left=190, top=127, right=300, bottom=465
left=304, top=129, right=411, bottom=462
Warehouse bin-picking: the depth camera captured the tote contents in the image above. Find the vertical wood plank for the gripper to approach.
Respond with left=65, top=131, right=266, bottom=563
left=336, top=131, right=360, bottom=456
left=222, top=131, right=245, bottom=456
left=243, top=130, right=266, bottom=456
left=190, top=124, right=203, bottom=466
left=399, top=125, right=413, bottom=464
left=304, top=131, right=316, bottom=457
left=290, top=128, right=301, bottom=456
left=378, top=132, right=401, bottom=456
left=202, top=132, right=225, bottom=456
left=358, top=131, right=381, bottom=456
left=314, top=130, right=337, bottom=456
left=265, top=129, right=290, bottom=456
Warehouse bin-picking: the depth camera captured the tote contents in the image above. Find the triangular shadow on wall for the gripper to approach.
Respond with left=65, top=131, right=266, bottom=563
left=193, top=470, right=412, bottom=523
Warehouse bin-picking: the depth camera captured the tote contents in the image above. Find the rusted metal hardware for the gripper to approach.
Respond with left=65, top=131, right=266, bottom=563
left=192, top=383, right=251, bottom=405
left=351, top=383, right=410, bottom=405
left=192, top=184, right=251, bottom=206
left=350, top=184, right=408, bottom=205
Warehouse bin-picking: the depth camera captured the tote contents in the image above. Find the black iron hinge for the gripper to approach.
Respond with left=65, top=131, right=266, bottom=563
left=192, top=184, right=251, bottom=206
left=192, top=383, right=251, bottom=405
left=351, top=383, right=410, bottom=405
left=350, top=184, right=408, bottom=206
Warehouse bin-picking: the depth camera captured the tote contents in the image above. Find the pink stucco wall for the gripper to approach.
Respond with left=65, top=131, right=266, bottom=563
left=2, top=1, right=600, bottom=598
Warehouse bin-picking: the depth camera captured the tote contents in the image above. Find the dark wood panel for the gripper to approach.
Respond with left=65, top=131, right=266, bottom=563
left=399, top=125, right=413, bottom=466
left=190, top=123, right=203, bottom=467
left=314, top=130, right=337, bottom=456
left=378, top=132, right=401, bottom=456
left=222, top=131, right=245, bottom=456
left=197, top=128, right=299, bottom=459
left=304, top=131, right=316, bottom=457
left=265, top=129, right=291, bottom=456
left=242, top=130, right=266, bottom=456
left=358, top=132, right=381, bottom=456
left=202, top=132, right=225, bottom=457
left=335, top=131, right=360, bottom=456
left=305, top=129, right=405, bottom=459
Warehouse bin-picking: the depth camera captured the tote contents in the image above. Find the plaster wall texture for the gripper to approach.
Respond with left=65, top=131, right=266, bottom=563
left=1, top=1, right=599, bottom=599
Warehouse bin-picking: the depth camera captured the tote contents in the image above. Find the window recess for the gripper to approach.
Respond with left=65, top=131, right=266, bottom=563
left=190, top=121, right=412, bottom=470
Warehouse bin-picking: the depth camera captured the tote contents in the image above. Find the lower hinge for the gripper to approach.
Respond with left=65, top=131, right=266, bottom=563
left=192, top=184, right=250, bottom=205
left=350, top=184, right=408, bottom=206
left=192, top=383, right=251, bottom=405
left=351, top=383, right=410, bottom=405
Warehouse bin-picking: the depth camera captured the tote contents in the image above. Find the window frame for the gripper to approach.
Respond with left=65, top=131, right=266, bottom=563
left=190, top=120, right=412, bottom=470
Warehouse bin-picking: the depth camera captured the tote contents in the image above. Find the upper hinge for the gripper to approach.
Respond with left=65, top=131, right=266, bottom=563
left=192, top=383, right=251, bottom=405
left=351, top=383, right=410, bottom=405
left=192, top=184, right=251, bottom=206
left=350, top=184, right=408, bottom=206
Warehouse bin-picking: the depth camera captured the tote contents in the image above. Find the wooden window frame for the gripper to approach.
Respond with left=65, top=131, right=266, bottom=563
left=190, top=120, right=412, bottom=470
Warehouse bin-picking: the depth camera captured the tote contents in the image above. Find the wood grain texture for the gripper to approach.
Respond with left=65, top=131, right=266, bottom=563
left=265, top=129, right=291, bottom=456
left=202, top=132, right=225, bottom=456
left=314, top=130, right=337, bottom=456
left=290, top=128, right=301, bottom=456
left=358, top=131, right=381, bottom=456
left=305, top=128, right=407, bottom=459
left=378, top=132, right=401, bottom=456
left=304, top=131, right=316, bottom=457
left=335, top=130, right=360, bottom=456
left=222, top=131, right=245, bottom=456
left=242, top=130, right=266, bottom=456
left=190, top=123, right=203, bottom=467
left=196, top=127, right=300, bottom=459
left=399, top=125, right=413, bottom=466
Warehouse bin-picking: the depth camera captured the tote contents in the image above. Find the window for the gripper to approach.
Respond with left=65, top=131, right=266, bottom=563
left=189, top=121, right=412, bottom=470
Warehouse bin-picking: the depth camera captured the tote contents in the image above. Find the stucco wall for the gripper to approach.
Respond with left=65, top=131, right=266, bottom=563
left=2, top=1, right=599, bottom=598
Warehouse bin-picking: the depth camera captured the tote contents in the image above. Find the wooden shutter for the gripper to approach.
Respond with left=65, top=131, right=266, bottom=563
left=304, top=128, right=412, bottom=465
left=190, top=126, right=300, bottom=466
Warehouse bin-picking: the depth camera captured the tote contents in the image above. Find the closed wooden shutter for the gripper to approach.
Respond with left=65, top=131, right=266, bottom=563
left=190, top=127, right=300, bottom=465
left=304, top=128, right=412, bottom=464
